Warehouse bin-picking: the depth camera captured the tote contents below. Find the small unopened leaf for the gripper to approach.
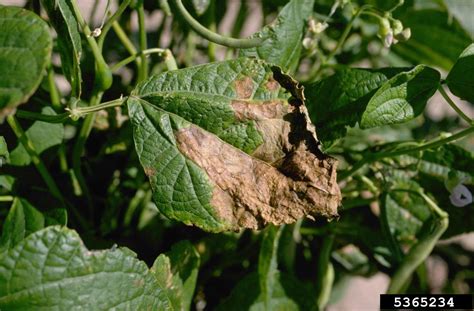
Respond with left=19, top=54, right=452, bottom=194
left=128, top=58, right=341, bottom=232
left=0, top=6, right=52, bottom=116
left=0, top=226, right=172, bottom=309
left=239, top=0, right=315, bottom=72
left=360, top=65, right=440, bottom=128
left=446, top=43, right=474, bottom=103
left=9, top=107, right=64, bottom=166
left=41, top=0, right=82, bottom=96
left=151, top=241, right=200, bottom=311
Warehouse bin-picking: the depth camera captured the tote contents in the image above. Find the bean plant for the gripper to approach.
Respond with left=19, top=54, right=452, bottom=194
left=0, top=0, right=473, bottom=309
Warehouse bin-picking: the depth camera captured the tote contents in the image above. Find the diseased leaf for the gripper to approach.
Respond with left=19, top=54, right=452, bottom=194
left=305, top=68, right=403, bottom=142
left=9, top=107, right=64, bottom=166
left=394, top=9, right=471, bottom=70
left=151, top=241, right=200, bottom=311
left=0, top=198, right=44, bottom=251
left=128, top=58, right=341, bottom=232
left=360, top=65, right=440, bottom=128
left=239, top=0, right=314, bottom=72
left=41, top=0, right=82, bottom=96
left=0, top=6, right=52, bottom=116
left=446, top=43, right=474, bottom=103
left=0, top=226, right=173, bottom=310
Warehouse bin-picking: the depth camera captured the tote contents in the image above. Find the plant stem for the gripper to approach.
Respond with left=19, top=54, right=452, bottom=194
left=6, top=115, right=65, bottom=204
left=340, top=126, right=474, bottom=180
left=137, top=4, right=149, bottom=81
left=0, top=196, right=14, bottom=202
left=438, top=86, right=473, bottom=125
left=387, top=194, right=448, bottom=293
left=111, top=48, right=177, bottom=72
left=112, top=21, right=138, bottom=55
left=47, top=66, right=61, bottom=110
left=98, top=0, right=131, bottom=50
left=71, top=92, right=103, bottom=215
left=171, top=0, right=267, bottom=48
left=315, top=235, right=335, bottom=310
left=15, top=97, right=126, bottom=123
left=70, top=0, right=112, bottom=91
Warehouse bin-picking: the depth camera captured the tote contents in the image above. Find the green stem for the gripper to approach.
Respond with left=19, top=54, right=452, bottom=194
left=137, top=4, right=149, bottom=81
left=112, top=48, right=177, bottom=72
left=324, top=6, right=367, bottom=65
left=15, top=97, right=126, bottom=123
left=171, top=0, right=267, bottom=48
left=7, top=116, right=65, bottom=204
left=387, top=196, right=448, bottom=293
left=98, top=0, right=132, bottom=50
left=71, top=92, right=104, bottom=215
left=112, top=21, right=138, bottom=55
left=47, top=66, right=61, bottom=110
left=340, top=126, right=474, bottom=180
left=70, top=0, right=112, bottom=91
left=0, top=196, right=15, bottom=202
left=438, top=86, right=473, bottom=125
left=207, top=0, right=217, bottom=62
left=315, top=235, right=335, bottom=310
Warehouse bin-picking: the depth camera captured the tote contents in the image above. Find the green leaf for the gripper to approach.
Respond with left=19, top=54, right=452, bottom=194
left=446, top=43, right=474, bottom=103
left=305, top=67, right=403, bottom=142
left=394, top=9, right=471, bottom=70
left=41, top=0, right=82, bottom=96
left=360, top=65, right=440, bottom=128
left=9, top=107, right=64, bottom=166
left=128, top=58, right=341, bottom=232
left=0, top=6, right=52, bottom=116
left=151, top=241, right=200, bottom=311
left=0, top=198, right=44, bottom=251
left=0, top=136, right=8, bottom=165
left=239, top=0, right=315, bottom=72
left=380, top=180, right=432, bottom=245
left=217, top=272, right=314, bottom=311
left=0, top=198, right=66, bottom=252
left=259, top=226, right=283, bottom=308
left=0, top=226, right=173, bottom=310
left=444, top=0, right=474, bottom=39
left=217, top=225, right=314, bottom=310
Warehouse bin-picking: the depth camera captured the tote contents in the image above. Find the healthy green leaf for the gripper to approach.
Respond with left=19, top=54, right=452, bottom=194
left=394, top=9, right=471, bottom=70
left=360, top=65, right=440, bottom=128
left=0, top=226, right=175, bottom=310
left=0, top=197, right=66, bottom=253
left=0, top=136, right=8, bottom=165
left=446, top=43, right=474, bottom=103
left=259, top=226, right=282, bottom=308
left=128, top=57, right=341, bottom=232
left=305, top=68, right=403, bottom=142
left=151, top=241, right=200, bottom=311
left=217, top=225, right=314, bottom=310
left=41, top=0, right=82, bottom=96
left=444, top=0, right=474, bottom=39
left=0, top=6, right=52, bottom=116
left=0, top=198, right=44, bottom=251
left=239, top=0, right=314, bottom=72
left=9, top=107, right=64, bottom=166
left=380, top=180, right=432, bottom=245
